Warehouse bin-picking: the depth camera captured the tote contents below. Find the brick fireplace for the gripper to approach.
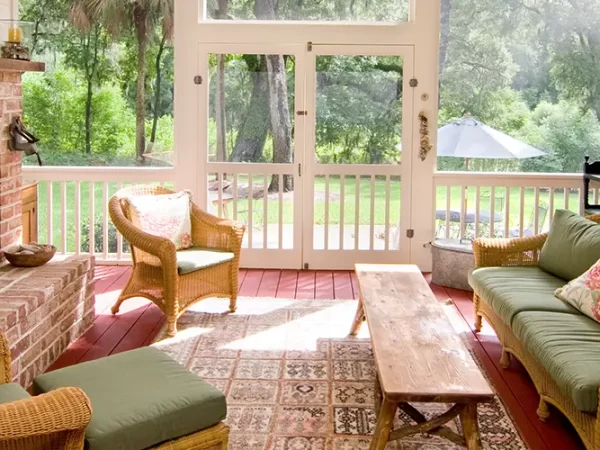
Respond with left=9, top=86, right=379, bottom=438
left=0, top=60, right=45, bottom=258
left=0, top=60, right=96, bottom=386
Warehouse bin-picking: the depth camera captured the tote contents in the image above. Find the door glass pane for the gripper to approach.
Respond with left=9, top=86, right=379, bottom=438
left=208, top=53, right=295, bottom=165
left=312, top=55, right=404, bottom=253
left=206, top=0, right=408, bottom=22
left=314, top=55, right=403, bottom=165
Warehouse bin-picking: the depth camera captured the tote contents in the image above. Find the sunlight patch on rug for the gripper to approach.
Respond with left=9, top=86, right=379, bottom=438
left=152, top=297, right=526, bottom=450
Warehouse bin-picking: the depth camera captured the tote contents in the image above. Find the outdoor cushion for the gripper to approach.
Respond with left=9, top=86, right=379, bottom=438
left=555, top=257, right=600, bottom=323
left=177, top=247, right=234, bottom=275
left=32, top=347, right=226, bottom=450
left=539, top=209, right=600, bottom=281
left=469, top=266, right=579, bottom=326
left=0, top=382, right=30, bottom=404
left=512, top=311, right=600, bottom=413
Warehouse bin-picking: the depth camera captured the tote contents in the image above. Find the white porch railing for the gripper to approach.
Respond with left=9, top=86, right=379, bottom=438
left=22, top=167, right=590, bottom=264
left=23, top=166, right=175, bottom=264
left=434, top=172, right=588, bottom=241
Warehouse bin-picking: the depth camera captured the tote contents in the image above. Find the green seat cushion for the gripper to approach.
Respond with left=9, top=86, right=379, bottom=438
left=469, top=266, right=579, bottom=326
left=0, top=382, right=30, bottom=404
left=177, top=247, right=234, bottom=275
left=33, top=347, right=226, bottom=450
left=512, top=311, right=600, bottom=413
left=539, top=209, right=600, bottom=281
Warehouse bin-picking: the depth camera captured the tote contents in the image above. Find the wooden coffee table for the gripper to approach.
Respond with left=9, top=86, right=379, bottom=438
left=350, top=264, right=494, bottom=450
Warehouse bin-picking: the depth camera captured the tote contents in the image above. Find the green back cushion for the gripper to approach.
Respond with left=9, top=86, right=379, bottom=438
left=0, top=383, right=30, bottom=404
left=539, top=209, right=600, bottom=280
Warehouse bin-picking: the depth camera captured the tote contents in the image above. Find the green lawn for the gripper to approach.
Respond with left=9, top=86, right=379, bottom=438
left=36, top=177, right=578, bottom=253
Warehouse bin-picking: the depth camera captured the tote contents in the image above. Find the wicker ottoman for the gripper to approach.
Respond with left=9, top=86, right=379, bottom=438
left=431, top=239, right=474, bottom=291
left=32, top=347, right=228, bottom=450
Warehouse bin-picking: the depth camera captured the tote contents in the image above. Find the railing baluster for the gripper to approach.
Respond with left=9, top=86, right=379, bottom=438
left=354, top=175, right=360, bottom=250
left=116, top=181, right=123, bottom=260
left=445, top=185, right=451, bottom=239
left=263, top=174, right=268, bottom=249
left=564, top=187, right=570, bottom=211
left=519, top=187, right=525, bottom=237
left=369, top=175, right=375, bottom=250
left=61, top=181, right=67, bottom=254
left=489, top=186, right=496, bottom=238
left=549, top=188, right=555, bottom=227
left=217, top=173, right=223, bottom=218
left=233, top=174, right=238, bottom=220
left=89, top=182, right=95, bottom=255
left=325, top=174, right=330, bottom=250
left=248, top=174, right=253, bottom=249
left=504, top=187, right=510, bottom=238
left=384, top=175, right=391, bottom=250
left=278, top=174, right=283, bottom=250
left=102, top=182, right=108, bottom=259
left=533, top=187, right=540, bottom=234
left=46, top=182, right=53, bottom=246
left=459, top=186, right=466, bottom=241
left=340, top=175, right=345, bottom=250
left=474, top=186, right=480, bottom=238
left=75, top=181, right=81, bottom=255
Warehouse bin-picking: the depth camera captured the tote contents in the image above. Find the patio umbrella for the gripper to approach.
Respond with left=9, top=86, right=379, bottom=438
left=438, top=116, right=545, bottom=169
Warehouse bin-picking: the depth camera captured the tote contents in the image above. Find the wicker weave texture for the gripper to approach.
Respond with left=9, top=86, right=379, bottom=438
left=473, top=214, right=600, bottom=449
left=109, top=185, right=245, bottom=336
left=0, top=332, right=9, bottom=385
left=150, top=423, right=229, bottom=450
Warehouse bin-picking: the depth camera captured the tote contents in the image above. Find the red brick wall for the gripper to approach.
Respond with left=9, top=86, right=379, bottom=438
left=0, top=71, right=23, bottom=260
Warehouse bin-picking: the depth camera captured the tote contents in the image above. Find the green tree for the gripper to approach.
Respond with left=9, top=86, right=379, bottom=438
left=70, top=0, right=173, bottom=162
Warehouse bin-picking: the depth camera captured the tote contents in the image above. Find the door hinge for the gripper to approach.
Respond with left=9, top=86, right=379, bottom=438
left=193, top=75, right=203, bottom=85
left=406, top=229, right=415, bottom=238
left=298, top=163, right=302, bottom=176
left=304, top=263, right=309, bottom=270
left=296, top=110, right=308, bottom=116
left=307, top=42, right=313, bottom=52
left=409, top=78, right=418, bottom=88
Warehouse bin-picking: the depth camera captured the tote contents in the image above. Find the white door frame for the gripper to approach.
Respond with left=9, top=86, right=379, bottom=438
left=196, top=43, right=306, bottom=269
left=303, top=44, right=415, bottom=270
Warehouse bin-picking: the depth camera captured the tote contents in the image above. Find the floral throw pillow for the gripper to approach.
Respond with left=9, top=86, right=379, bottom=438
left=126, top=191, right=193, bottom=250
left=555, top=259, right=600, bottom=323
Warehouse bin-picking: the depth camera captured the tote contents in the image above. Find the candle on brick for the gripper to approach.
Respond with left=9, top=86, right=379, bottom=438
left=8, top=26, right=22, bottom=43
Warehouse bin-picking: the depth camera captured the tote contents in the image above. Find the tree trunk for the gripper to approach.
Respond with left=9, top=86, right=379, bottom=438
left=134, top=8, right=149, bottom=163
left=229, top=56, right=270, bottom=162
left=147, top=31, right=167, bottom=154
left=265, top=54, right=293, bottom=192
left=254, top=0, right=294, bottom=191
left=439, top=0, right=451, bottom=104
left=85, top=77, right=93, bottom=154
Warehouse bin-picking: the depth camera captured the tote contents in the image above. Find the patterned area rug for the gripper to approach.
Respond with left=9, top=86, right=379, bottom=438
left=152, top=298, right=526, bottom=450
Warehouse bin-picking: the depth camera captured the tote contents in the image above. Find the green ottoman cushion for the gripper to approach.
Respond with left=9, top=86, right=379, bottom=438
left=0, top=382, right=30, bottom=404
left=33, top=347, right=226, bottom=450
left=177, top=247, right=234, bottom=275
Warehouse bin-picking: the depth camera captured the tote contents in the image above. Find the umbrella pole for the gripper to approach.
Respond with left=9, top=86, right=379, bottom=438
left=465, top=158, right=470, bottom=171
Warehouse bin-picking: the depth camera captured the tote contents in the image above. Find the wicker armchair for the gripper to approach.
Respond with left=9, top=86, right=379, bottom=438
left=472, top=213, right=600, bottom=450
left=0, top=332, right=92, bottom=450
left=109, top=185, right=245, bottom=337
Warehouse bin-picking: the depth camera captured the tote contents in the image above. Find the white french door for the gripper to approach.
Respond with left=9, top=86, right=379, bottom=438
left=303, top=45, right=415, bottom=269
left=198, top=43, right=415, bottom=269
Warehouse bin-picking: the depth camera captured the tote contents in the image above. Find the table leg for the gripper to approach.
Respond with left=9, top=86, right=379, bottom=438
left=460, top=404, right=482, bottom=450
left=349, top=297, right=365, bottom=336
left=369, top=397, right=397, bottom=450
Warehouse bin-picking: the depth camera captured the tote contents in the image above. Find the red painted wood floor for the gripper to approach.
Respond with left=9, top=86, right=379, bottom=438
left=49, top=267, right=584, bottom=450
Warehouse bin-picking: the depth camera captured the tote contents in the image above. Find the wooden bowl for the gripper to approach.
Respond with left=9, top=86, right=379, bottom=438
left=3, top=245, right=56, bottom=267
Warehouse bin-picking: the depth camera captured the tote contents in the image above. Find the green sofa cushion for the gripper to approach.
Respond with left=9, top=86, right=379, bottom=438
left=469, top=266, right=579, bottom=326
left=177, top=247, right=234, bottom=275
left=33, top=347, right=226, bottom=450
left=512, top=311, right=600, bottom=413
left=539, top=209, right=600, bottom=281
left=0, top=382, right=30, bottom=404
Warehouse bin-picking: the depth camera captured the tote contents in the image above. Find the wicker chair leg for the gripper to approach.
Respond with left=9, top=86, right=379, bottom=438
left=167, top=318, right=177, bottom=337
left=111, top=296, right=126, bottom=315
left=537, top=397, right=550, bottom=422
left=474, top=314, right=482, bottom=332
left=229, top=296, right=237, bottom=313
left=500, top=349, right=511, bottom=369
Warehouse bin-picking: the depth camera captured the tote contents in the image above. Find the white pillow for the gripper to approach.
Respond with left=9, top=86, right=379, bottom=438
left=555, top=258, right=600, bottom=323
left=126, top=190, right=193, bottom=250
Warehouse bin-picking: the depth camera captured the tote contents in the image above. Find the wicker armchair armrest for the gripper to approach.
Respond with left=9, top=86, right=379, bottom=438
left=0, top=332, right=10, bottom=384
left=473, top=233, right=548, bottom=268
left=0, top=387, right=92, bottom=441
left=191, top=204, right=245, bottom=253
